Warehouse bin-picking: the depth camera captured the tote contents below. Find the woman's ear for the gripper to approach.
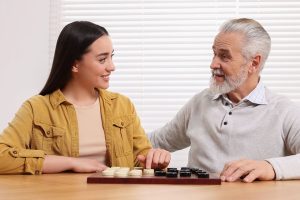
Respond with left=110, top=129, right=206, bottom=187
left=72, top=61, right=79, bottom=72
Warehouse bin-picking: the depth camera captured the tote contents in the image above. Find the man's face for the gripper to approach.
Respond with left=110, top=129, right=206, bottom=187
left=209, top=32, right=250, bottom=94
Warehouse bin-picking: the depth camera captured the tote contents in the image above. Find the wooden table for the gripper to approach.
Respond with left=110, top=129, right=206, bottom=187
left=0, top=173, right=299, bottom=200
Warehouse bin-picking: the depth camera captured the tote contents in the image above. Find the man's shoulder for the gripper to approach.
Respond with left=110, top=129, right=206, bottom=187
left=265, top=87, right=300, bottom=111
left=179, top=89, right=214, bottom=110
left=191, top=88, right=214, bottom=101
left=265, top=88, right=293, bottom=104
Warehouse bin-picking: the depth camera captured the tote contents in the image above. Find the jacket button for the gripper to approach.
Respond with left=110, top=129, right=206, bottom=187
left=46, top=131, right=50, bottom=135
left=121, top=122, right=124, bottom=126
left=13, top=151, right=18, bottom=154
left=35, top=170, right=40, bottom=175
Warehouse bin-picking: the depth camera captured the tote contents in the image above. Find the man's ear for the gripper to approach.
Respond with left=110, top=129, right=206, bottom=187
left=249, top=54, right=262, bottom=74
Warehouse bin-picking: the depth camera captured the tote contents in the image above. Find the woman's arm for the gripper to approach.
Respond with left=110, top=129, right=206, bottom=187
left=0, top=100, right=45, bottom=174
left=42, top=155, right=107, bottom=173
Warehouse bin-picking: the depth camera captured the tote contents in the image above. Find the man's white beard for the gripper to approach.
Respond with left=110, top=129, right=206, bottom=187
left=209, top=66, right=248, bottom=95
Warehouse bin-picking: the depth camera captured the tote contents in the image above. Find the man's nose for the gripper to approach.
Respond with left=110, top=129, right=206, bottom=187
left=210, top=57, right=221, bottom=70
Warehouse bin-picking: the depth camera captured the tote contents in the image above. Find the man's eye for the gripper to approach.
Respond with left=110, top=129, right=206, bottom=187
left=220, top=54, right=229, bottom=60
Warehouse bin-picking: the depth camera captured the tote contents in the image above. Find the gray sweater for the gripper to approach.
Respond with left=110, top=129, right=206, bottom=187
left=149, top=83, right=300, bottom=180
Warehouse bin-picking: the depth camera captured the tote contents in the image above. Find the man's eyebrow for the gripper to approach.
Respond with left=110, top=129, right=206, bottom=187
left=219, top=49, right=232, bottom=57
left=219, top=49, right=231, bottom=54
left=212, top=46, right=230, bottom=53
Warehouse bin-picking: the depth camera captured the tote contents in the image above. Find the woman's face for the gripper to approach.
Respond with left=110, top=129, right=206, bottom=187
left=73, top=35, right=115, bottom=90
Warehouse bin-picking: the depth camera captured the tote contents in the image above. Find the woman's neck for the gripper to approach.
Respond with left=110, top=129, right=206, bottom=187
left=62, top=81, right=98, bottom=106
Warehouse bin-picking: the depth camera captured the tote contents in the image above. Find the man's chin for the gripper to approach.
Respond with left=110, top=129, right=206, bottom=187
left=209, top=84, right=233, bottom=95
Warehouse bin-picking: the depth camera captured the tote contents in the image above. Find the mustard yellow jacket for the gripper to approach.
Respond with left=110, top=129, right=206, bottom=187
left=0, top=89, right=152, bottom=175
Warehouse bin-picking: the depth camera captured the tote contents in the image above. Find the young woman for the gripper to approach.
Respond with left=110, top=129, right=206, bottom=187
left=0, top=21, right=170, bottom=175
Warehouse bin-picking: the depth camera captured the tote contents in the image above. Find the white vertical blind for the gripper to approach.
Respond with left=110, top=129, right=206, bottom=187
left=50, top=0, right=300, bottom=167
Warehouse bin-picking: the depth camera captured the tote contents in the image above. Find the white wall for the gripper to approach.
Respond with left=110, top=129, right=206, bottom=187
left=0, top=0, right=50, bottom=131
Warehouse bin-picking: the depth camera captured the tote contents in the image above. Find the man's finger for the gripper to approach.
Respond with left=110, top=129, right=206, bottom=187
left=227, top=167, right=250, bottom=182
left=242, top=170, right=259, bottom=183
left=220, top=160, right=248, bottom=181
left=224, top=162, right=242, bottom=177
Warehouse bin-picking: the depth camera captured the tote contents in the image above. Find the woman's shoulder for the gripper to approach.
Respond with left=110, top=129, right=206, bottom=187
left=22, top=94, right=52, bottom=110
left=26, top=94, right=48, bottom=103
left=25, top=89, right=66, bottom=109
left=26, top=89, right=69, bottom=108
left=99, top=89, right=131, bottom=102
left=99, top=89, right=135, bottom=112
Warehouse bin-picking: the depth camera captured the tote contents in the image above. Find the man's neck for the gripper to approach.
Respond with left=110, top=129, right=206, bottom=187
left=227, top=76, right=260, bottom=104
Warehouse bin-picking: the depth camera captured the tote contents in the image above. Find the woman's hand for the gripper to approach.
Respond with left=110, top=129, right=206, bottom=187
left=42, top=155, right=107, bottom=173
left=137, top=148, right=171, bottom=169
left=70, top=157, right=107, bottom=173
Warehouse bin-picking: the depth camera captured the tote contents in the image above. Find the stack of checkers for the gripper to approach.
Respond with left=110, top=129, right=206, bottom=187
left=154, top=167, right=209, bottom=178
left=101, top=167, right=155, bottom=178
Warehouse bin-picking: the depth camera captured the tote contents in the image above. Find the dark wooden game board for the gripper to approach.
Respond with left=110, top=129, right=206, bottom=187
left=87, top=173, right=221, bottom=185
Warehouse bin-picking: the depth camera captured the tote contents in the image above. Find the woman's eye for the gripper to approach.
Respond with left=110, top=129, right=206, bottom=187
left=99, top=58, right=106, bottom=63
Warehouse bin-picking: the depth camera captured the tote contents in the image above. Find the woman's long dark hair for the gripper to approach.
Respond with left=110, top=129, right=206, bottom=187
left=39, top=21, right=109, bottom=95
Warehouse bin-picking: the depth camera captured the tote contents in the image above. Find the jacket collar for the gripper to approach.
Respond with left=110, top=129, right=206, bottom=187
left=49, top=89, right=70, bottom=109
left=98, top=88, right=118, bottom=106
left=49, top=88, right=118, bottom=109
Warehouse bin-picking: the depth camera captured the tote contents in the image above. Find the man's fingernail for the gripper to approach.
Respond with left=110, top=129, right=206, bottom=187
left=220, top=176, right=226, bottom=181
left=244, top=178, right=249, bottom=182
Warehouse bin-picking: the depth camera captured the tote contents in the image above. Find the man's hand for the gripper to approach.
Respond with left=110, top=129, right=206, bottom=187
left=137, top=148, right=171, bottom=169
left=220, top=159, right=275, bottom=183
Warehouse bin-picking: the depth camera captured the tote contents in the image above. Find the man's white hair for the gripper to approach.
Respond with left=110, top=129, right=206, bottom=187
left=220, top=18, right=271, bottom=72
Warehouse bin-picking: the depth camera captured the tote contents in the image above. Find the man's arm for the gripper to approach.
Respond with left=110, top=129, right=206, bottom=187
left=267, top=103, right=300, bottom=180
left=221, top=103, right=300, bottom=182
left=149, top=98, right=194, bottom=152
